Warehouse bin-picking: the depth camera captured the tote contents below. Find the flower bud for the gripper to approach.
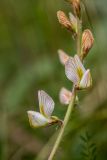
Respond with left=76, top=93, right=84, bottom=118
left=82, top=29, right=94, bottom=57
left=65, top=0, right=80, bottom=17
left=59, top=87, right=79, bottom=105
left=71, top=0, right=81, bottom=17
left=57, top=11, right=72, bottom=32
left=69, top=12, right=77, bottom=33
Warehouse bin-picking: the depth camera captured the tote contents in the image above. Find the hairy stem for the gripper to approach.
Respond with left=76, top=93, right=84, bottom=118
left=48, top=88, right=76, bottom=160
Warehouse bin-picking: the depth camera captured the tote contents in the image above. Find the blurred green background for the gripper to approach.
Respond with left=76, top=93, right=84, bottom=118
left=0, top=0, right=107, bottom=159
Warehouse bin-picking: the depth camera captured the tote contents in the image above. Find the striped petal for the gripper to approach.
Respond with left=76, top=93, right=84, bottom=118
left=38, top=90, right=55, bottom=118
left=65, top=57, right=80, bottom=85
left=59, top=87, right=72, bottom=105
left=79, top=69, right=92, bottom=89
left=27, top=111, right=49, bottom=128
left=58, top=49, right=69, bottom=65
left=74, top=55, right=86, bottom=74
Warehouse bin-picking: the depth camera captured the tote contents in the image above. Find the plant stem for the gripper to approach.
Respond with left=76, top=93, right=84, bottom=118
left=48, top=5, right=82, bottom=160
left=48, top=88, right=76, bottom=160
left=77, top=17, right=82, bottom=55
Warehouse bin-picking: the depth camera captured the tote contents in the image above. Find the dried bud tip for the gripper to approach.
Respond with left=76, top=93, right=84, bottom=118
left=82, top=29, right=94, bottom=57
left=57, top=10, right=72, bottom=31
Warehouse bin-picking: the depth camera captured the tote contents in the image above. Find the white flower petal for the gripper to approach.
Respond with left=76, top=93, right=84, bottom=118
left=74, top=55, right=86, bottom=74
left=27, top=111, right=49, bottom=128
left=65, top=57, right=80, bottom=85
left=79, top=69, right=92, bottom=89
left=58, top=49, right=69, bottom=65
left=38, top=90, right=55, bottom=118
left=59, top=87, right=72, bottom=105
left=69, top=12, right=77, bottom=30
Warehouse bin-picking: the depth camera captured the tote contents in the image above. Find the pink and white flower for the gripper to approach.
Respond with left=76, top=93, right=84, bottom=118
left=59, top=87, right=78, bottom=105
left=65, top=55, right=92, bottom=89
left=27, top=90, right=60, bottom=128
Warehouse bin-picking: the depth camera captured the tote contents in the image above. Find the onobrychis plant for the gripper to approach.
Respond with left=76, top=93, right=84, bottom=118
left=27, top=0, right=94, bottom=159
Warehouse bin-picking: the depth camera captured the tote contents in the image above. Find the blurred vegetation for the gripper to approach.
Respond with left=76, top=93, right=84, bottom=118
left=0, top=0, right=107, bottom=159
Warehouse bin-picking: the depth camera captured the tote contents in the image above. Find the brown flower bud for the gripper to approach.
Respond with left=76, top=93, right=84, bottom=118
left=57, top=11, right=72, bottom=32
left=71, top=0, right=81, bottom=17
left=82, top=29, right=94, bottom=57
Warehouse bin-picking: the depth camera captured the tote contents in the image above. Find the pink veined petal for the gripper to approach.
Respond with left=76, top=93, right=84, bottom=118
left=27, top=111, right=49, bottom=128
left=79, top=69, right=92, bottom=89
left=59, top=87, right=72, bottom=105
left=74, top=55, right=86, bottom=74
left=38, top=90, right=55, bottom=118
left=65, top=57, right=80, bottom=85
left=58, top=49, right=69, bottom=65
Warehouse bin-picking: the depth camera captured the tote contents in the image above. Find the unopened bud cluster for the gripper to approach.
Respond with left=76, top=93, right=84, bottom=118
left=57, top=0, right=81, bottom=37
left=57, top=10, right=77, bottom=34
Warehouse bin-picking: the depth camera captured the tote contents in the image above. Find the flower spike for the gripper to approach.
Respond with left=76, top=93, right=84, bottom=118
left=65, top=55, right=92, bottom=89
left=27, top=90, right=61, bottom=128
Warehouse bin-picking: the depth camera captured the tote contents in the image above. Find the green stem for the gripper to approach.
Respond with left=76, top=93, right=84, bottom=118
left=48, top=88, right=76, bottom=160
left=77, top=17, right=82, bottom=55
